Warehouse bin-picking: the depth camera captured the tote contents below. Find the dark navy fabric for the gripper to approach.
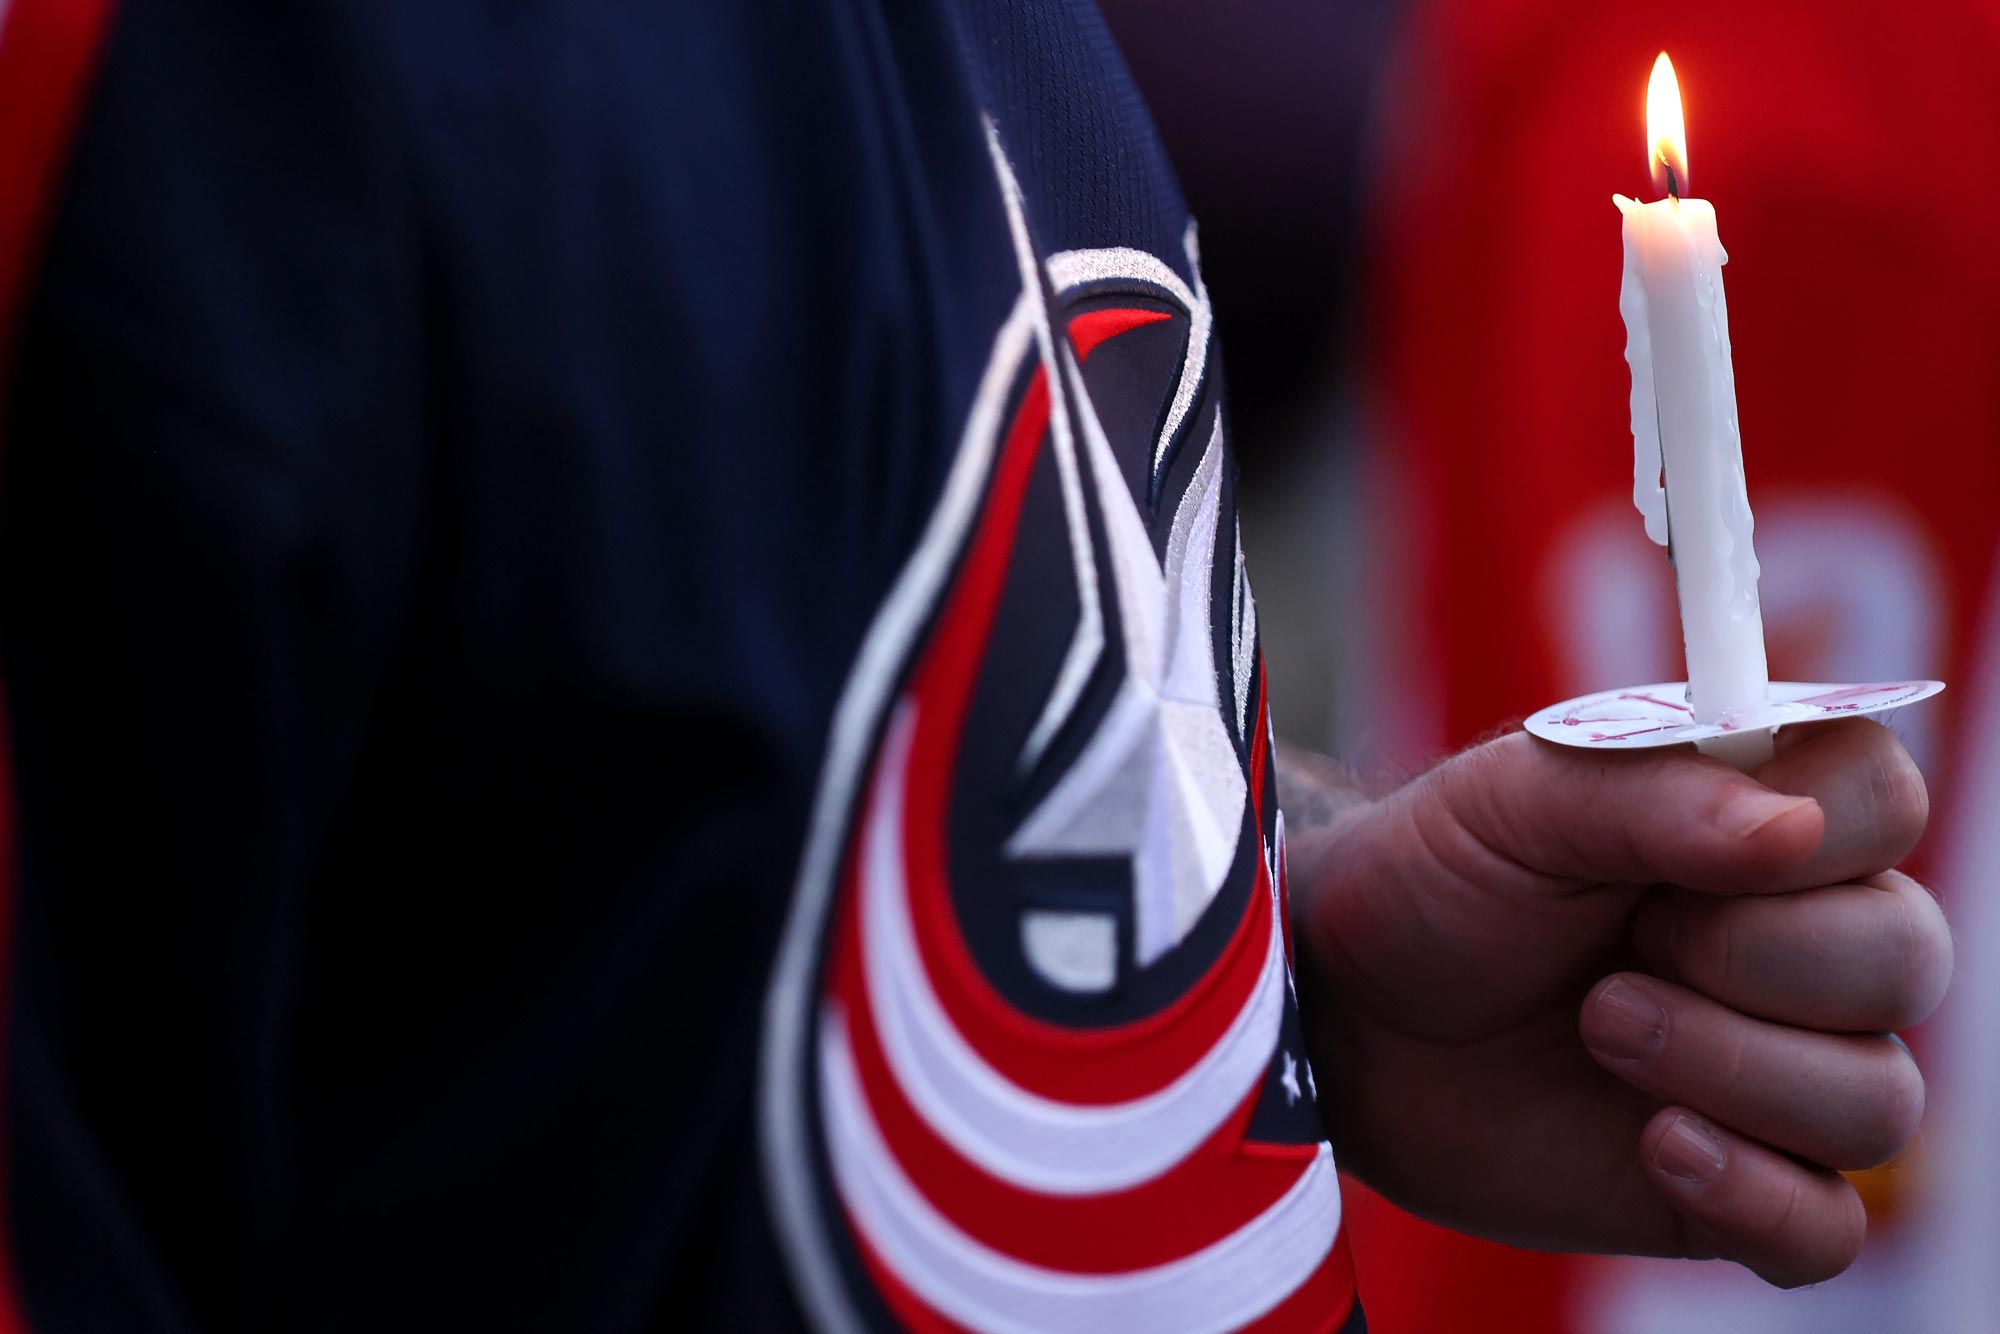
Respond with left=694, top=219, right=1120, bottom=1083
left=1, top=2, right=1220, bottom=1330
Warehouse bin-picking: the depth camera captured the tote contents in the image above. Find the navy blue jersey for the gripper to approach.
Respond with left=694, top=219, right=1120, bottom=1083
left=0, top=2, right=1362, bottom=1330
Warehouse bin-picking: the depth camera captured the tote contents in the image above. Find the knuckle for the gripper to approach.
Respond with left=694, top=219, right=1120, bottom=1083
left=1849, top=1042, right=1926, bottom=1168
left=1435, top=740, right=1514, bottom=843
left=1712, top=1023, right=1751, bottom=1105
left=1675, top=902, right=1744, bottom=999
left=1884, top=874, right=1954, bottom=1029
left=1867, top=739, right=1930, bottom=860
left=1754, top=1170, right=1807, bottom=1249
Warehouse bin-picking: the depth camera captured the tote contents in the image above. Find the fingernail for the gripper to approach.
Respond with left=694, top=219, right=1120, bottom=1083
left=1655, top=1113, right=1727, bottom=1184
left=1728, top=792, right=1816, bottom=839
left=1586, top=978, right=1668, bottom=1062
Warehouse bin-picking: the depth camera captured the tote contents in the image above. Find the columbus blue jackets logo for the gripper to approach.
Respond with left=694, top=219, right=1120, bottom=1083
left=759, top=123, right=1359, bottom=1334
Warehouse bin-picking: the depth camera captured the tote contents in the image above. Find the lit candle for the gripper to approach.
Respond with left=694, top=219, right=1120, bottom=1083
left=1615, top=52, right=1773, bottom=770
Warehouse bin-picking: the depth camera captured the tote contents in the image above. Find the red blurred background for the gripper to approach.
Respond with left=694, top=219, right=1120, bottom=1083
left=1106, top=0, right=2000, bottom=1329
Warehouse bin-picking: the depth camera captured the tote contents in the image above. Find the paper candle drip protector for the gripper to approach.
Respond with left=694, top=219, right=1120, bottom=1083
left=1529, top=53, right=1942, bottom=771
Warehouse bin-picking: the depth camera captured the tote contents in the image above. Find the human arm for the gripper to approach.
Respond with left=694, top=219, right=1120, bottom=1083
left=1273, top=744, right=1377, bottom=848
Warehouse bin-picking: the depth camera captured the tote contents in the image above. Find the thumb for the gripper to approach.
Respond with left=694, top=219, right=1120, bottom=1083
left=1433, top=732, right=1824, bottom=895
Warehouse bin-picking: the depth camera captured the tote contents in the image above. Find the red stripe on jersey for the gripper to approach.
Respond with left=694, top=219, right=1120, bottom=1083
left=842, top=1101, right=1351, bottom=1334
left=828, top=864, right=1312, bottom=1273
left=1068, top=306, right=1172, bottom=363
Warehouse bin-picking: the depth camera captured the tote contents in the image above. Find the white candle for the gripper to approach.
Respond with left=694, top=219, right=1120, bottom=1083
left=1615, top=53, right=1772, bottom=769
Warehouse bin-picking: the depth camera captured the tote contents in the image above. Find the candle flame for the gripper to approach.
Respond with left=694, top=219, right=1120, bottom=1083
left=1647, top=52, right=1688, bottom=198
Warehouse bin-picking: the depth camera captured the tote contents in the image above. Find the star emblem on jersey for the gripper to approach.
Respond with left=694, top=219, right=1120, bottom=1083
left=1006, top=384, right=1246, bottom=977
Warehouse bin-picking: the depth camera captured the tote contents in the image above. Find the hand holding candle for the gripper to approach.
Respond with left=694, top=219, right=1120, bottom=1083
left=1525, top=53, right=1942, bottom=767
